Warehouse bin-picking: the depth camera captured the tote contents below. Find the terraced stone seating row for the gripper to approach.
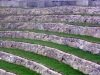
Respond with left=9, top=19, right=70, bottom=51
left=0, top=22, right=100, bottom=38
left=0, top=40, right=100, bottom=75
left=0, top=6, right=100, bottom=75
left=0, top=31, right=100, bottom=54
left=1, top=15, right=100, bottom=24
left=0, top=51, right=61, bottom=75
left=0, top=6, right=100, bottom=15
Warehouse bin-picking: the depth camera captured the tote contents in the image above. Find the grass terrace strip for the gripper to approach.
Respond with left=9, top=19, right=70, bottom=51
left=0, top=60, right=40, bottom=75
left=0, top=47, right=85, bottom=75
left=0, top=38, right=100, bottom=64
left=0, top=29, right=100, bottom=43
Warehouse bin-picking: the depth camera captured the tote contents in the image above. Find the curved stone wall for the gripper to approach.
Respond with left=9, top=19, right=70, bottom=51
left=0, top=31, right=100, bottom=54
left=0, top=51, right=61, bottom=75
left=0, top=69, right=16, bottom=75
left=1, top=15, right=100, bottom=24
left=0, top=6, right=100, bottom=15
left=0, top=22, right=100, bottom=38
left=0, top=40, right=100, bottom=75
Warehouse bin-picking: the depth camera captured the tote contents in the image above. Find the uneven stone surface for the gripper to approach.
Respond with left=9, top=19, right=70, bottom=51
left=1, top=15, right=100, bottom=24
left=0, top=31, right=100, bottom=54
left=0, top=40, right=100, bottom=75
left=0, top=51, right=61, bottom=75
left=0, top=69, right=16, bottom=75
left=0, top=6, right=100, bottom=15
left=0, top=22, right=100, bottom=38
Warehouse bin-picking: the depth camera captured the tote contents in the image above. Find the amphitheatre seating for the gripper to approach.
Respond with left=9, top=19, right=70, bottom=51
left=0, top=6, right=100, bottom=75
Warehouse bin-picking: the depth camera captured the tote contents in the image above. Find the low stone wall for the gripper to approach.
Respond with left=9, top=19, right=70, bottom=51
left=1, top=15, right=100, bottom=24
left=0, top=31, right=100, bottom=54
left=0, top=40, right=100, bottom=75
left=0, top=51, right=61, bottom=75
left=1, top=22, right=100, bottom=38
left=0, top=69, right=16, bottom=75
left=0, top=6, right=100, bottom=15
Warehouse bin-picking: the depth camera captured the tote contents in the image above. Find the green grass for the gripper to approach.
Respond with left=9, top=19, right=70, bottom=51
left=0, top=60, right=40, bottom=75
left=0, top=28, right=100, bottom=43
left=0, top=47, right=85, bottom=75
left=0, top=38, right=100, bottom=64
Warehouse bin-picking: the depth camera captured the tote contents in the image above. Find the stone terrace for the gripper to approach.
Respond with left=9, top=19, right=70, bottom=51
left=0, top=6, right=100, bottom=75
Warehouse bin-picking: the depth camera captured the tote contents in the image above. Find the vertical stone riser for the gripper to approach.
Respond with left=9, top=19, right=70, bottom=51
left=0, top=6, right=100, bottom=15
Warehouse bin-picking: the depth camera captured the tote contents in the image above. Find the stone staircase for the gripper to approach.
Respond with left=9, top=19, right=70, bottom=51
left=0, top=6, right=100, bottom=75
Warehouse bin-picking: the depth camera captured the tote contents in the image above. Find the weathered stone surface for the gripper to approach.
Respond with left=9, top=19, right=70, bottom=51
left=1, top=15, right=100, bottom=24
left=0, top=31, right=100, bottom=54
left=0, top=40, right=100, bottom=75
left=0, top=51, right=61, bottom=75
left=0, top=69, right=16, bottom=75
left=0, top=22, right=100, bottom=38
left=0, top=6, right=100, bottom=15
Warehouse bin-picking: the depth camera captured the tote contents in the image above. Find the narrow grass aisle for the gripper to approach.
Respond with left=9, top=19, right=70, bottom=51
left=0, top=38, right=100, bottom=64
left=0, top=60, right=40, bottom=75
left=0, top=47, right=85, bottom=75
left=0, top=28, right=100, bottom=43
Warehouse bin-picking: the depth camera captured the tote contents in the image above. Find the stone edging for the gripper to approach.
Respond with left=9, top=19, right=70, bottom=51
left=0, top=51, right=62, bottom=75
left=0, top=22, right=100, bottom=38
left=0, top=31, right=100, bottom=54
left=0, top=40, right=100, bottom=75
left=0, top=69, right=16, bottom=75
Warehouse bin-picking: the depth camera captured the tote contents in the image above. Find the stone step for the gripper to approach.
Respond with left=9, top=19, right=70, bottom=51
left=0, top=6, right=100, bottom=15
left=0, top=51, right=61, bottom=75
left=0, top=40, right=99, bottom=75
left=0, top=22, right=100, bottom=38
left=0, top=69, right=16, bottom=75
left=1, top=15, right=100, bottom=24
left=0, top=31, right=100, bottom=54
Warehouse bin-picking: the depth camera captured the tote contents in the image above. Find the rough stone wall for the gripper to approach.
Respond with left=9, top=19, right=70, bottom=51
left=0, top=69, right=16, bottom=75
left=0, top=51, right=61, bottom=75
left=1, top=6, right=100, bottom=15
left=2, top=15, right=100, bottom=24
left=0, top=0, right=100, bottom=7
left=0, top=40, right=100, bottom=75
left=0, top=22, right=100, bottom=38
left=0, top=31, right=100, bottom=54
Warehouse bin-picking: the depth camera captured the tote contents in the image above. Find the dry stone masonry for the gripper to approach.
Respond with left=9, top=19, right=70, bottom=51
left=0, top=31, right=100, bottom=54
left=0, top=22, right=100, bottom=38
left=0, top=5, right=100, bottom=75
left=1, top=15, right=100, bottom=24
left=0, top=40, right=100, bottom=75
left=0, top=69, right=16, bottom=75
left=1, top=6, right=100, bottom=15
left=0, top=51, right=62, bottom=75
